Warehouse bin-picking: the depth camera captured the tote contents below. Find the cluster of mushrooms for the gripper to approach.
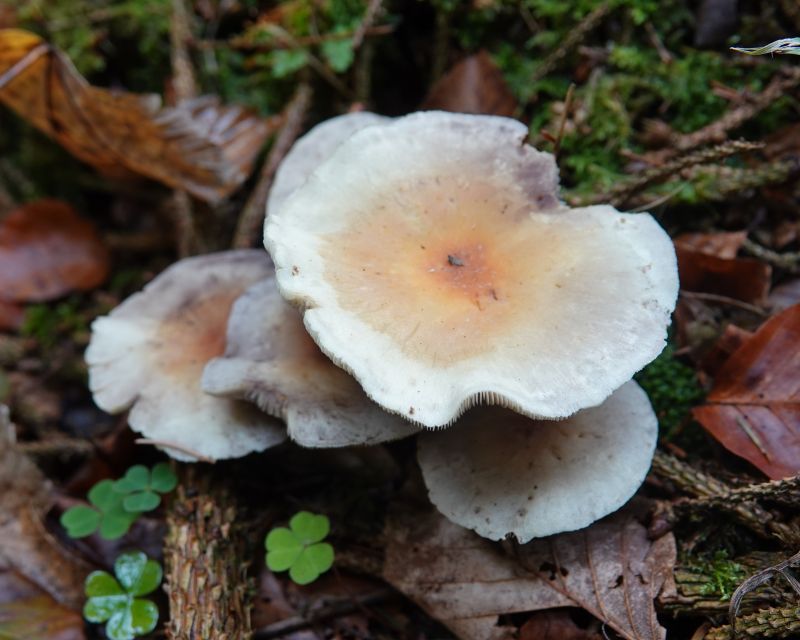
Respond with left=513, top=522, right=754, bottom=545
left=87, top=111, right=678, bottom=543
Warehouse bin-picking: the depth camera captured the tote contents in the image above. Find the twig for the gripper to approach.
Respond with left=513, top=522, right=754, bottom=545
left=223, top=25, right=393, bottom=51
left=169, top=0, right=199, bottom=257
left=704, top=604, right=800, bottom=639
left=729, top=551, right=800, bottom=634
left=647, top=69, right=800, bottom=162
left=351, top=0, right=384, bottom=51
left=253, top=588, right=396, bottom=639
left=650, top=452, right=800, bottom=546
left=553, top=83, right=575, bottom=157
left=232, top=84, right=312, bottom=248
left=742, top=238, right=800, bottom=274
left=528, top=2, right=611, bottom=87
left=16, top=437, right=93, bottom=458
left=599, top=140, right=764, bottom=207
left=679, top=291, right=768, bottom=317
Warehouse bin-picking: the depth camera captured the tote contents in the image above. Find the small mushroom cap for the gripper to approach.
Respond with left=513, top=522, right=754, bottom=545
left=202, top=275, right=419, bottom=447
left=86, top=250, right=286, bottom=462
left=417, top=381, right=658, bottom=542
left=266, top=112, right=391, bottom=217
left=265, top=111, right=678, bottom=427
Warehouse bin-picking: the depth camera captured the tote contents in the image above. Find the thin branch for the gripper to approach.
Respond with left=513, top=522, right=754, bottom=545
left=232, top=84, right=312, bottom=249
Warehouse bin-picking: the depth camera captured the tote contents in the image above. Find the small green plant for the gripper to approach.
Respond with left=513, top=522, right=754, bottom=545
left=697, top=550, right=746, bottom=601
left=60, top=463, right=177, bottom=540
left=266, top=511, right=335, bottom=585
left=84, top=550, right=162, bottom=640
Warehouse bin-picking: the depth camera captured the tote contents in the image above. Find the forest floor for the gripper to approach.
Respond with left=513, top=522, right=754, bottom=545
left=2, top=1, right=800, bottom=639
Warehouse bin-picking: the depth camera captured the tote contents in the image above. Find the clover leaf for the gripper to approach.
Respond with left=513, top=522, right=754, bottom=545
left=266, top=511, right=334, bottom=585
left=114, top=463, right=177, bottom=513
left=83, top=551, right=161, bottom=640
left=60, top=479, right=137, bottom=540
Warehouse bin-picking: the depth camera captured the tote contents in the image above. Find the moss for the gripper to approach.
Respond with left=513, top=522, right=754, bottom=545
left=695, top=550, right=747, bottom=602
left=635, top=344, right=705, bottom=439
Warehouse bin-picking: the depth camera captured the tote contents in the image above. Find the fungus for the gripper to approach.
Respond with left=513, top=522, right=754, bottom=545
left=417, top=381, right=657, bottom=542
left=267, top=112, right=390, bottom=217
left=202, top=273, right=418, bottom=447
left=265, top=111, right=678, bottom=427
left=86, top=251, right=286, bottom=461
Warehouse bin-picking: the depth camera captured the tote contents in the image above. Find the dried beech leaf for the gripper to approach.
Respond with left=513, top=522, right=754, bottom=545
left=384, top=500, right=675, bottom=640
left=693, top=304, right=800, bottom=479
left=519, top=610, right=602, bottom=640
left=675, top=235, right=771, bottom=304
left=0, top=571, right=84, bottom=640
left=0, top=29, right=271, bottom=203
left=423, top=50, right=518, bottom=116
left=515, top=509, right=676, bottom=640
left=0, top=199, right=109, bottom=303
left=0, top=407, right=89, bottom=609
left=674, top=231, right=747, bottom=260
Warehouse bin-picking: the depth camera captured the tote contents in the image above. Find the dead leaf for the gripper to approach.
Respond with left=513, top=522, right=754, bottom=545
left=384, top=499, right=675, bottom=640
left=519, top=610, right=602, bottom=640
left=697, top=324, right=753, bottom=380
left=0, top=571, right=84, bottom=640
left=693, top=304, right=800, bottom=479
left=675, top=234, right=771, bottom=304
left=674, top=231, right=746, bottom=260
left=0, top=29, right=271, bottom=203
left=514, top=509, right=676, bottom=640
left=0, top=301, right=24, bottom=332
left=769, top=278, right=800, bottom=313
left=423, top=50, right=518, bottom=117
left=0, top=200, right=109, bottom=303
left=0, top=406, right=90, bottom=609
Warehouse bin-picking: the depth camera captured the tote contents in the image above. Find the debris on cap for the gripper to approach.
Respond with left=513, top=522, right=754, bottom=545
left=86, top=250, right=286, bottom=462
left=417, top=381, right=658, bottom=542
left=267, top=112, right=391, bottom=217
left=265, top=111, right=678, bottom=427
left=202, top=275, right=419, bottom=447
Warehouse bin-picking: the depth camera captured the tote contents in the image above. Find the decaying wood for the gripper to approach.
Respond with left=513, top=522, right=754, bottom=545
left=164, top=465, right=254, bottom=640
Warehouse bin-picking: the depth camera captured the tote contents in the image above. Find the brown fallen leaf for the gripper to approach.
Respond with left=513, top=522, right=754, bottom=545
left=675, top=233, right=771, bottom=305
left=423, top=50, right=518, bottom=116
left=384, top=498, right=675, bottom=640
left=0, top=29, right=271, bottom=203
left=674, top=231, right=746, bottom=260
left=519, top=610, right=602, bottom=640
left=693, top=304, right=800, bottom=479
left=0, top=406, right=90, bottom=609
left=0, top=300, right=24, bottom=332
left=0, top=199, right=109, bottom=303
left=0, top=571, right=85, bottom=640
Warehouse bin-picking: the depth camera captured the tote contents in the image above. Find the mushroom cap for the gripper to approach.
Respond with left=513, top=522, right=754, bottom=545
left=264, top=111, right=678, bottom=427
left=86, top=250, right=286, bottom=461
left=202, top=275, right=418, bottom=447
left=417, top=381, right=658, bottom=542
left=266, top=112, right=391, bottom=217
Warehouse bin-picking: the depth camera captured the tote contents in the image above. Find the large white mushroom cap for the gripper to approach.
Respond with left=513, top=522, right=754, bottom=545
left=86, top=250, right=286, bottom=462
left=265, top=111, right=678, bottom=427
left=417, top=381, right=658, bottom=542
left=202, top=274, right=419, bottom=447
left=266, top=112, right=391, bottom=217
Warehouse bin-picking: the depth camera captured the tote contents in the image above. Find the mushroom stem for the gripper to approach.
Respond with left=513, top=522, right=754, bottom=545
left=164, top=464, right=254, bottom=639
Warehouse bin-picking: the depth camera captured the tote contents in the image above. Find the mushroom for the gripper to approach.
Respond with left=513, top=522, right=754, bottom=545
left=267, top=112, right=390, bottom=217
left=265, top=111, right=678, bottom=427
left=202, top=273, right=419, bottom=447
left=86, top=250, right=286, bottom=461
left=417, top=381, right=657, bottom=542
